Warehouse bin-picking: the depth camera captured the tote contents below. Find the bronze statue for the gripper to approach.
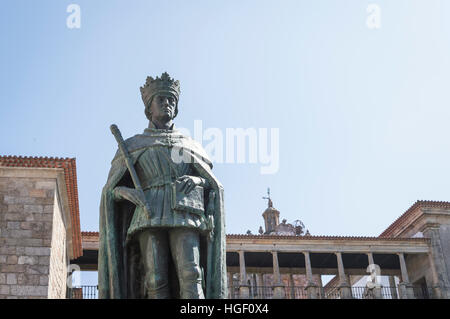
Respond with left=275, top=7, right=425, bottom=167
left=98, top=72, right=226, bottom=299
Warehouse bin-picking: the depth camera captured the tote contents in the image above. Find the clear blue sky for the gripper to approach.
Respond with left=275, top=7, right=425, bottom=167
left=1, top=0, right=450, bottom=241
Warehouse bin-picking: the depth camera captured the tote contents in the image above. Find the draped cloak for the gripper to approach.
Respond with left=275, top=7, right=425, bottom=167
left=98, top=127, right=227, bottom=299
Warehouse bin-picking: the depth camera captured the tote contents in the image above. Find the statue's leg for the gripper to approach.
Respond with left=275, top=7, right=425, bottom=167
left=169, top=228, right=204, bottom=299
left=138, top=229, right=170, bottom=299
left=128, top=242, right=141, bottom=298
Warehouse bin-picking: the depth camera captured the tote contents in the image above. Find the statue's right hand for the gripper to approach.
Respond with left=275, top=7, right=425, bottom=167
left=113, top=186, right=147, bottom=208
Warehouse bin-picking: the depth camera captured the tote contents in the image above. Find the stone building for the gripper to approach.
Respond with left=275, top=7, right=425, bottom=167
left=226, top=199, right=450, bottom=299
left=76, top=198, right=450, bottom=299
left=0, top=156, right=82, bottom=299
left=1, top=155, right=450, bottom=299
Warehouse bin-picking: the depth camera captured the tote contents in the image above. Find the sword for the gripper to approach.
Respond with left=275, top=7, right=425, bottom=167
left=110, top=124, right=151, bottom=219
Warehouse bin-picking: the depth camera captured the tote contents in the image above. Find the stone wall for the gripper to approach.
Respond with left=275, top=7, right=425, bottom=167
left=406, top=253, right=433, bottom=286
left=0, top=168, right=70, bottom=299
left=48, top=192, right=67, bottom=298
left=439, top=224, right=450, bottom=286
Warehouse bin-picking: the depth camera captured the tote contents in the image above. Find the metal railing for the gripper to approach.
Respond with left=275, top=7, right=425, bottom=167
left=227, top=285, right=442, bottom=299
left=251, top=286, right=274, bottom=299
left=67, top=285, right=443, bottom=299
left=412, top=286, right=434, bottom=299
left=286, top=286, right=308, bottom=299
left=318, top=287, right=341, bottom=299
left=67, top=285, right=98, bottom=299
left=351, top=286, right=379, bottom=299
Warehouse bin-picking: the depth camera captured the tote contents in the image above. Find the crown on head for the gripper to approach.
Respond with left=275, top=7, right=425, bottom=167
left=140, top=72, right=181, bottom=107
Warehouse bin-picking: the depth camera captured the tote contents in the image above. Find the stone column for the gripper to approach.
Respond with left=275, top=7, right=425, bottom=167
left=422, top=224, right=450, bottom=299
left=366, top=252, right=382, bottom=299
left=427, top=252, right=443, bottom=299
left=397, top=253, right=414, bottom=299
left=271, top=251, right=285, bottom=299
left=303, top=251, right=318, bottom=299
left=398, top=253, right=409, bottom=283
left=367, top=252, right=375, bottom=268
left=238, top=251, right=249, bottom=298
left=336, top=252, right=352, bottom=299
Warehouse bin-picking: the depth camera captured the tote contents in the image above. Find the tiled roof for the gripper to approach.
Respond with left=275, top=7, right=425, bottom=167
left=81, top=199, right=450, bottom=247
left=0, top=155, right=82, bottom=259
left=82, top=231, right=99, bottom=236
left=379, top=200, right=450, bottom=238
left=82, top=231, right=99, bottom=238
left=226, top=234, right=428, bottom=242
left=80, top=231, right=427, bottom=243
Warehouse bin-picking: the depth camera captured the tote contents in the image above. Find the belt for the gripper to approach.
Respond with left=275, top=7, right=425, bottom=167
left=142, top=175, right=178, bottom=190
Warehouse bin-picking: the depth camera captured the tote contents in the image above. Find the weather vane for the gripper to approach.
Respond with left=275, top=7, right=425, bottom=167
left=262, top=187, right=273, bottom=207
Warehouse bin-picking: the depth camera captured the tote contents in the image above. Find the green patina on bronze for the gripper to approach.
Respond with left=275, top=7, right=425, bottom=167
left=98, top=73, right=227, bottom=299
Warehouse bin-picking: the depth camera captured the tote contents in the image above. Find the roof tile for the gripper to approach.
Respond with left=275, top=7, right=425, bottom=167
left=379, top=200, right=450, bottom=238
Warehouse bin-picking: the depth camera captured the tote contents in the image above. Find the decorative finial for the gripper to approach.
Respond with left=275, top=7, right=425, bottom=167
left=262, top=187, right=273, bottom=208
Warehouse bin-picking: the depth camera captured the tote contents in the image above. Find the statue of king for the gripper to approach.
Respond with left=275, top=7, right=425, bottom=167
left=98, top=72, right=227, bottom=299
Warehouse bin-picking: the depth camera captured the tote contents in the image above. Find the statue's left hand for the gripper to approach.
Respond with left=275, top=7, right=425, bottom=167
left=113, top=186, right=147, bottom=208
left=177, top=175, right=206, bottom=194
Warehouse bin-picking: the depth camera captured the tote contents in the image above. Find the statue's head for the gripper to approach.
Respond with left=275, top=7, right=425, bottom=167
left=140, top=72, right=180, bottom=123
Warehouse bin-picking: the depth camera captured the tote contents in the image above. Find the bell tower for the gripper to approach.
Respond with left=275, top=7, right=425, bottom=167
left=262, top=188, right=280, bottom=234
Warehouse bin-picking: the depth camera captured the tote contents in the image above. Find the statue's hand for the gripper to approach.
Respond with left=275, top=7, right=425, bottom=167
left=113, top=186, right=147, bottom=208
left=177, top=175, right=206, bottom=194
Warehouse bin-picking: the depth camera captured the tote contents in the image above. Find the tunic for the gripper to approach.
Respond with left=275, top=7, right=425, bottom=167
left=98, top=123, right=227, bottom=299
left=126, top=131, right=208, bottom=239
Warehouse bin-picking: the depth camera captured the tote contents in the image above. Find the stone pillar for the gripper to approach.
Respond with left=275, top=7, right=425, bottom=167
left=304, top=251, right=318, bottom=299
left=238, top=251, right=249, bottom=298
left=336, top=252, right=352, bottom=299
left=398, top=253, right=409, bottom=283
left=397, top=253, right=414, bottom=299
left=366, top=252, right=382, bottom=299
left=271, top=251, right=285, bottom=299
left=422, top=224, right=450, bottom=299
left=427, top=252, right=443, bottom=299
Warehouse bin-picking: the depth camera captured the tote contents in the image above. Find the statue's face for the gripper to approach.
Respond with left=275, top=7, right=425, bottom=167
left=150, top=93, right=177, bottom=123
